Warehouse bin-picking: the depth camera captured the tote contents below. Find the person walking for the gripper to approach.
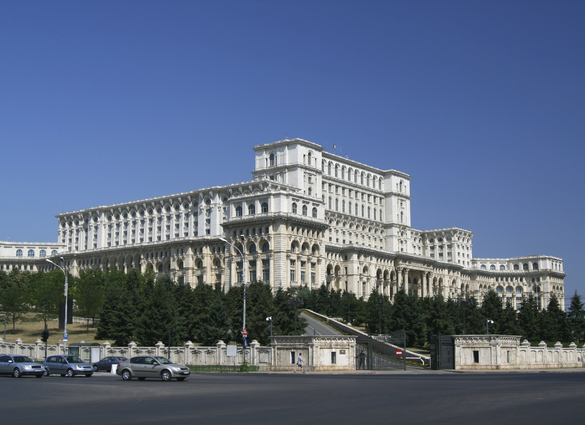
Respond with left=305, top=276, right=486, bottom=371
left=295, top=353, right=305, bottom=373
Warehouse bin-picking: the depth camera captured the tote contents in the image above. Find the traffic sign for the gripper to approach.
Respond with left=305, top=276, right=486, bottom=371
left=396, top=350, right=403, bottom=357
left=63, top=332, right=69, bottom=341
left=242, top=329, right=248, bottom=336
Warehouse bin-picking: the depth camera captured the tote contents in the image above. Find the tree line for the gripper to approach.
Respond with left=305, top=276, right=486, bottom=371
left=1, top=267, right=584, bottom=348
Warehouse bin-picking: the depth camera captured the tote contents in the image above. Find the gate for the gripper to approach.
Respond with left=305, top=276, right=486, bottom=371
left=355, top=331, right=407, bottom=371
left=430, top=334, right=454, bottom=370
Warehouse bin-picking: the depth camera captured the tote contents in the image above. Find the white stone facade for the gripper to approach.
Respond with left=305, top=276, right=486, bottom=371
left=7, top=138, right=565, bottom=309
left=0, top=241, right=66, bottom=273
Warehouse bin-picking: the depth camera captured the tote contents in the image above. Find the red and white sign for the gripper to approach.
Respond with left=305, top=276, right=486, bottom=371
left=396, top=350, right=403, bottom=357
left=242, top=329, right=248, bottom=336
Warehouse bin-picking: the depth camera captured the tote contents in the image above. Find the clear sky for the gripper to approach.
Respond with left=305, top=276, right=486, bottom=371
left=2, top=1, right=584, bottom=301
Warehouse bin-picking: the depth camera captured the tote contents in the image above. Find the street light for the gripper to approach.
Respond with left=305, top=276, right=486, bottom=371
left=46, top=258, right=68, bottom=353
left=266, top=316, right=273, bottom=338
left=486, top=319, right=494, bottom=335
left=219, top=237, right=247, bottom=346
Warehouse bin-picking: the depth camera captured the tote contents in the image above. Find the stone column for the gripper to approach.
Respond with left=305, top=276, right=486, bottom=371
left=216, top=340, right=226, bottom=365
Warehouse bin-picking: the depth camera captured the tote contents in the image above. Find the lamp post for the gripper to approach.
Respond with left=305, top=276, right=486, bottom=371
left=378, top=297, right=383, bottom=336
left=486, top=319, right=494, bottom=335
left=219, top=237, right=246, bottom=346
left=46, top=258, right=68, bottom=353
left=266, top=316, right=273, bottom=338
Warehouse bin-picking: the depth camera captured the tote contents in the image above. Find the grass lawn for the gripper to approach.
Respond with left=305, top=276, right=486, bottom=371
left=1, top=313, right=100, bottom=345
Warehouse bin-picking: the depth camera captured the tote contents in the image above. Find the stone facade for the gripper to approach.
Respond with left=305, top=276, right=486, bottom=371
left=454, top=335, right=585, bottom=370
left=270, top=335, right=357, bottom=371
left=2, top=138, right=565, bottom=308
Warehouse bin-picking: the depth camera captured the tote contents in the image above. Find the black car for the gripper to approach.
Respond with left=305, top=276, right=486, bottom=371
left=92, top=356, right=128, bottom=372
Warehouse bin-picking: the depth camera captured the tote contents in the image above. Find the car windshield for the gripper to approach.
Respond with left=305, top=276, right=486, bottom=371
left=154, top=357, right=173, bottom=364
left=64, top=356, right=84, bottom=363
left=14, top=356, right=33, bottom=363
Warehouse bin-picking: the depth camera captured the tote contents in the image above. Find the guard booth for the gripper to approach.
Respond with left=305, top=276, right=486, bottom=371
left=430, top=334, right=454, bottom=370
left=68, top=343, right=101, bottom=364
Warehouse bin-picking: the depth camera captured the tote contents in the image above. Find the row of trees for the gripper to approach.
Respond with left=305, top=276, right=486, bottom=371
left=2, top=267, right=585, bottom=348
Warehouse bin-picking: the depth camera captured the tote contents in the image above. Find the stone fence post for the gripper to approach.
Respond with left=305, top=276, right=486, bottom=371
left=250, top=340, right=260, bottom=365
left=184, top=341, right=194, bottom=365
left=128, top=341, right=137, bottom=358
left=216, top=340, right=226, bottom=365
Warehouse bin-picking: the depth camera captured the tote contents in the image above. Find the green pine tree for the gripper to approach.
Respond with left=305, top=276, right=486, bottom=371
left=567, top=291, right=585, bottom=344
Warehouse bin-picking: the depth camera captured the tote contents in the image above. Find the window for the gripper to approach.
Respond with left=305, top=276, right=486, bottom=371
left=40, top=250, right=46, bottom=257
left=331, top=352, right=337, bottom=364
left=262, top=242, right=270, bottom=252
left=236, top=206, right=242, bottom=217
left=16, top=249, right=23, bottom=257
left=248, top=204, right=255, bottom=215
left=28, top=249, right=35, bottom=258
left=269, top=153, right=275, bottom=166
left=302, top=205, right=308, bottom=216
left=312, top=207, right=318, bottom=218
left=292, top=203, right=297, bottom=214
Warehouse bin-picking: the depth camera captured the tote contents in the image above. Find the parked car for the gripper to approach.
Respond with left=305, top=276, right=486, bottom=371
left=43, top=355, right=93, bottom=377
left=0, top=355, right=45, bottom=378
left=117, top=356, right=190, bottom=381
left=92, top=356, right=128, bottom=372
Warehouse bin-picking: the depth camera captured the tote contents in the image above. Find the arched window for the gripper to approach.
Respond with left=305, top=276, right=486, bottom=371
left=51, top=250, right=57, bottom=256
left=269, top=153, right=275, bottom=166
left=249, top=244, right=257, bottom=254
left=28, top=249, right=35, bottom=258
left=262, top=242, right=270, bottom=252
left=312, top=207, right=317, bottom=218
left=292, top=203, right=297, bottom=214
left=16, top=249, right=23, bottom=257
left=514, top=264, right=519, bottom=271
left=236, top=206, right=243, bottom=217
left=40, top=250, right=46, bottom=257
left=328, top=163, right=332, bottom=175
left=261, top=202, right=268, bottom=213
left=480, top=265, right=486, bottom=270
left=490, top=265, right=495, bottom=270
left=335, top=199, right=339, bottom=211
left=500, top=265, right=506, bottom=271
left=302, top=205, right=308, bottom=216
left=248, top=204, right=255, bottom=215
left=308, top=187, right=312, bottom=196
left=532, top=262, right=539, bottom=270
left=523, top=263, right=529, bottom=271
left=178, top=261, right=184, bottom=270
left=335, top=165, right=339, bottom=177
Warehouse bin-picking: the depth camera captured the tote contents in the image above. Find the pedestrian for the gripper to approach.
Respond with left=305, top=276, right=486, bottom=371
left=295, top=353, right=305, bottom=373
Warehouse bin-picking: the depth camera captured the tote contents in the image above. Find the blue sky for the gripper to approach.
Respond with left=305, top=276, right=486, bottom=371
left=1, top=0, right=584, bottom=301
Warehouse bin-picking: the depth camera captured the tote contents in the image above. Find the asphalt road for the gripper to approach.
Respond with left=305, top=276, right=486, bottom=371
left=2, top=371, right=584, bottom=425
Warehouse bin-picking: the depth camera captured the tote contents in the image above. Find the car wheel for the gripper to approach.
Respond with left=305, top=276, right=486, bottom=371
left=43, top=370, right=49, bottom=377
left=66, top=369, right=74, bottom=378
left=36, top=374, right=43, bottom=378
left=13, top=368, right=21, bottom=378
left=161, top=370, right=172, bottom=381
left=121, top=369, right=132, bottom=381
left=93, top=365, right=98, bottom=372
left=177, top=377, right=186, bottom=381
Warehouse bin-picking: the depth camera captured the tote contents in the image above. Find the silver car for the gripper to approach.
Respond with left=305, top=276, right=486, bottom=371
left=43, top=355, right=94, bottom=377
left=117, top=356, right=190, bottom=381
left=0, top=355, right=45, bottom=378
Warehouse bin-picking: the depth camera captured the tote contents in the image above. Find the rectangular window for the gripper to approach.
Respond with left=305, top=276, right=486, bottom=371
left=331, top=352, right=336, bottom=364
left=473, top=351, right=479, bottom=363
left=290, top=351, right=296, bottom=364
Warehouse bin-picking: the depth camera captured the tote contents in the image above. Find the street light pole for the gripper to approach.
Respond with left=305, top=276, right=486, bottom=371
left=219, top=237, right=246, bottom=345
left=486, top=319, right=494, bottom=335
left=46, top=258, right=68, bottom=353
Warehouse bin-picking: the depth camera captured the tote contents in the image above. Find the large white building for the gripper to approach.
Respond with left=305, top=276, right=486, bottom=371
left=2, top=139, right=565, bottom=309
